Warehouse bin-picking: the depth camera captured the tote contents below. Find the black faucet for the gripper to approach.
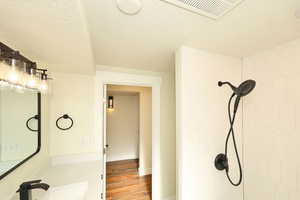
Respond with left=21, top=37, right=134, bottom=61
left=17, top=180, right=50, bottom=200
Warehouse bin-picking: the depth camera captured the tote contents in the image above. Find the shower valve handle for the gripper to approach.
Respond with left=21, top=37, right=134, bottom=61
left=215, top=154, right=228, bottom=171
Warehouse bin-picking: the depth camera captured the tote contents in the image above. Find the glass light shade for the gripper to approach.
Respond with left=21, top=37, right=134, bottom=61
left=26, top=68, right=38, bottom=89
left=39, top=79, right=48, bottom=92
left=7, top=69, right=19, bottom=83
left=27, top=75, right=37, bottom=88
left=6, top=60, right=20, bottom=83
left=0, top=61, right=10, bottom=80
left=19, top=63, right=30, bottom=87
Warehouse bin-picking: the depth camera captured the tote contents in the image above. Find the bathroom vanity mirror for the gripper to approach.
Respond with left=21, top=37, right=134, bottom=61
left=0, top=86, right=41, bottom=180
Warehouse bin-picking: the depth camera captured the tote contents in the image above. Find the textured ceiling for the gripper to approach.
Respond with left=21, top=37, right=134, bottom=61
left=1, top=0, right=300, bottom=73
left=82, top=0, right=300, bottom=72
left=0, top=0, right=94, bottom=74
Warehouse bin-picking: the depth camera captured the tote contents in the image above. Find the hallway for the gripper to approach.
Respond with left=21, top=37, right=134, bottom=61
left=106, top=159, right=152, bottom=200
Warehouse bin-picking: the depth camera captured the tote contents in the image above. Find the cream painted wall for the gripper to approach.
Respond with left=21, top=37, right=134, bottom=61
left=0, top=95, right=50, bottom=199
left=106, top=94, right=140, bottom=162
left=138, top=87, right=152, bottom=176
left=49, top=73, right=99, bottom=156
left=243, top=38, right=300, bottom=200
left=45, top=68, right=175, bottom=199
left=107, top=85, right=152, bottom=176
left=159, top=70, right=176, bottom=199
left=176, top=46, right=243, bottom=200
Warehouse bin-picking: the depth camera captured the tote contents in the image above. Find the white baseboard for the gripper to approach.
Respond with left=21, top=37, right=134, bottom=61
left=163, top=196, right=176, bottom=200
left=138, top=167, right=152, bottom=176
left=51, top=153, right=101, bottom=166
left=107, top=156, right=138, bottom=162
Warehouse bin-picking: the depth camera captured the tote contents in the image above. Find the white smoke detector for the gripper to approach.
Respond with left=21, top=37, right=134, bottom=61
left=161, top=0, right=245, bottom=19
left=116, top=0, right=142, bottom=15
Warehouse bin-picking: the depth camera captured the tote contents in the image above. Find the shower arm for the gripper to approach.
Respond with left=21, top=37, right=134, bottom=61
left=218, top=81, right=237, bottom=92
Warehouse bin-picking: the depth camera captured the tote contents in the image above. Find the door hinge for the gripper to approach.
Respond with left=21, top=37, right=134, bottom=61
left=101, top=193, right=103, bottom=199
left=101, top=174, right=103, bottom=180
left=103, top=148, right=106, bottom=154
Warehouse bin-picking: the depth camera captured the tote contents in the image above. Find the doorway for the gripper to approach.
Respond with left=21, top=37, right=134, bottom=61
left=96, top=70, right=161, bottom=200
left=105, top=84, right=152, bottom=200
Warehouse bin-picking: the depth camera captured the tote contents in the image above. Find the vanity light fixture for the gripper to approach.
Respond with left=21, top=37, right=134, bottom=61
left=0, top=42, right=51, bottom=93
left=108, top=96, right=114, bottom=111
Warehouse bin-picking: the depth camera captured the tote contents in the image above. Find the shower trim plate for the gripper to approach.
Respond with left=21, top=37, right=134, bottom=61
left=215, top=153, right=228, bottom=171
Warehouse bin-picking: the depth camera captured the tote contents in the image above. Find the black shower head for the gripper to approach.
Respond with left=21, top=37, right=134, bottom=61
left=219, top=79, right=256, bottom=113
left=236, top=80, right=256, bottom=97
left=218, top=80, right=256, bottom=97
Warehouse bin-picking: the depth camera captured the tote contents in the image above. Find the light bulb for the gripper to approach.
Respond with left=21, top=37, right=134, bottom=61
left=39, top=72, right=48, bottom=93
left=26, top=68, right=37, bottom=89
left=27, top=77, right=36, bottom=88
left=39, top=79, right=48, bottom=91
left=0, top=62, right=9, bottom=80
left=8, top=69, right=18, bottom=83
left=20, top=62, right=30, bottom=87
left=7, top=59, right=19, bottom=83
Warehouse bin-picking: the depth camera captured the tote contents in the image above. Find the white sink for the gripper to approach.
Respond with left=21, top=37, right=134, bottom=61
left=41, top=182, right=88, bottom=200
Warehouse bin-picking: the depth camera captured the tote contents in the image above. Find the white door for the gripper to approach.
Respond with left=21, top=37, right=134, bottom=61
left=102, top=84, right=107, bottom=199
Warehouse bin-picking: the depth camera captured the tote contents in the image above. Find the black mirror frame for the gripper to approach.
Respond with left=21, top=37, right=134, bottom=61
left=0, top=92, right=41, bottom=180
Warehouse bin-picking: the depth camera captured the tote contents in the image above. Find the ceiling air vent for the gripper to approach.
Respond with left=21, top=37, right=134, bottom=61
left=161, top=0, right=244, bottom=19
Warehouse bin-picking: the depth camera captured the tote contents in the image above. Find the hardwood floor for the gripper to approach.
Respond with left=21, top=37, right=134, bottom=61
left=106, top=159, right=152, bottom=200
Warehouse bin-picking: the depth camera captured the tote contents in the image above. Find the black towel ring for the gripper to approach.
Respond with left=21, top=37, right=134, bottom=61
left=56, top=114, right=74, bottom=131
left=26, top=115, right=39, bottom=132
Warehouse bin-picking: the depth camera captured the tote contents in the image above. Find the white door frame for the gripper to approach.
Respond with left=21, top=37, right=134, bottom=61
left=102, top=84, right=107, bottom=200
left=95, top=70, right=162, bottom=200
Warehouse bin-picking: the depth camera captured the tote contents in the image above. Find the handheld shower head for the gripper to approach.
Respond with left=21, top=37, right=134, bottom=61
left=215, top=79, right=256, bottom=187
left=236, top=80, right=256, bottom=97
left=234, top=80, right=256, bottom=113
left=218, top=80, right=256, bottom=113
left=218, top=80, right=256, bottom=97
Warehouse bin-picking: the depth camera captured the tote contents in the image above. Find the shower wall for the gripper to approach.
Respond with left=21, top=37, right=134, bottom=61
left=176, top=40, right=300, bottom=200
left=176, top=46, right=243, bottom=200
left=243, top=38, right=300, bottom=200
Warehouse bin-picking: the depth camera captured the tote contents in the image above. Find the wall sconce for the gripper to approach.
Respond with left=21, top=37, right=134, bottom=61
left=107, top=96, right=114, bottom=111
